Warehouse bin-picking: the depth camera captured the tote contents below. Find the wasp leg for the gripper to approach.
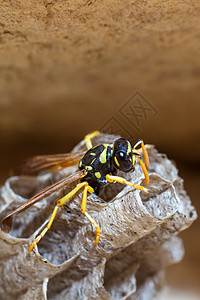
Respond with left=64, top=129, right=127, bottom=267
left=84, top=131, right=100, bottom=150
left=106, top=174, right=148, bottom=193
left=28, top=181, right=88, bottom=252
left=131, top=151, right=149, bottom=186
left=81, top=185, right=101, bottom=244
left=133, top=139, right=149, bottom=170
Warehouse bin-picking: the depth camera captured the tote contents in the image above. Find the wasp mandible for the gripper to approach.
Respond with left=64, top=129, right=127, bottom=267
left=1, top=131, right=149, bottom=252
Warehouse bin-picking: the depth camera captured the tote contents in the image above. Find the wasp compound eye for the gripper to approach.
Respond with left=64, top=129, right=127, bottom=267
left=114, top=151, right=134, bottom=172
left=119, top=151, right=125, bottom=158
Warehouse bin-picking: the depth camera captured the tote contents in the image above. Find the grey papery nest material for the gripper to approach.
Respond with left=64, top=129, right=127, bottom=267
left=0, top=133, right=197, bottom=300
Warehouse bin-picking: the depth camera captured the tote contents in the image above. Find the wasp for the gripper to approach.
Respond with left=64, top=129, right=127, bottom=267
left=1, top=131, right=149, bottom=252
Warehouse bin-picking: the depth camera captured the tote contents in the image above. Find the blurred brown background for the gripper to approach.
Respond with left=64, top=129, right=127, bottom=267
left=0, top=0, right=200, bottom=297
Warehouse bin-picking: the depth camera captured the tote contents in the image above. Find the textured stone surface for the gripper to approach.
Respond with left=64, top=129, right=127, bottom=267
left=0, top=0, right=200, bottom=168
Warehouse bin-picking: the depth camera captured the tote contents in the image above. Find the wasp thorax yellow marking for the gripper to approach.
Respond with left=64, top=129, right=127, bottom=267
left=79, top=160, right=82, bottom=167
left=85, top=166, right=92, bottom=171
left=90, top=153, right=96, bottom=156
left=99, top=144, right=109, bottom=163
left=91, top=158, right=96, bottom=164
left=95, top=172, right=101, bottom=179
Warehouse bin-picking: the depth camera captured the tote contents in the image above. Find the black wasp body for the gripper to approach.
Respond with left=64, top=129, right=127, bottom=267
left=78, top=138, right=136, bottom=195
left=1, top=131, right=149, bottom=251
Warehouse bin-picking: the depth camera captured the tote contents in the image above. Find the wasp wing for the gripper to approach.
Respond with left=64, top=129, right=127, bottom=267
left=14, top=152, right=85, bottom=175
left=1, top=169, right=87, bottom=233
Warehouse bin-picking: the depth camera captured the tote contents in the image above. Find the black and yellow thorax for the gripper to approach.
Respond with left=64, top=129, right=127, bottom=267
left=78, top=144, right=115, bottom=195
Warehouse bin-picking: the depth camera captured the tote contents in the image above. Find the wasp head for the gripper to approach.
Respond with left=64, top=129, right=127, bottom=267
left=113, top=138, right=135, bottom=173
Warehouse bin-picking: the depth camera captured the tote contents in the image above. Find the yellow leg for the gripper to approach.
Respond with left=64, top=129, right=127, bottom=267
left=28, top=206, right=59, bottom=252
left=106, top=174, right=148, bottom=193
left=133, top=139, right=149, bottom=170
left=84, top=131, right=100, bottom=150
left=81, top=185, right=101, bottom=244
left=28, top=181, right=89, bottom=252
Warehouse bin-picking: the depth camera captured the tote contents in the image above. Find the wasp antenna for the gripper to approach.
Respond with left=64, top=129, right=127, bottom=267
left=131, top=150, right=142, bottom=158
left=141, top=143, right=149, bottom=170
left=131, top=151, right=149, bottom=186
left=138, top=158, right=149, bottom=186
left=133, top=140, right=149, bottom=170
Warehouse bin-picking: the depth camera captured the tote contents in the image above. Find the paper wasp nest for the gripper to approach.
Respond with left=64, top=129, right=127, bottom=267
left=0, top=134, right=197, bottom=300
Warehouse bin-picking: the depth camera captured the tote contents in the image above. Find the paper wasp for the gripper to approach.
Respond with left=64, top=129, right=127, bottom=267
left=1, top=131, right=149, bottom=252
